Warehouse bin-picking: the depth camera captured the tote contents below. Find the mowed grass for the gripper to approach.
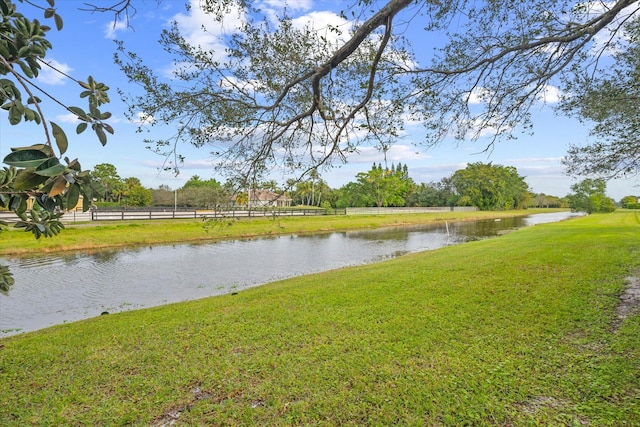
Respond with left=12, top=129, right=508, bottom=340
left=0, top=211, right=639, bottom=425
left=0, top=209, right=548, bottom=255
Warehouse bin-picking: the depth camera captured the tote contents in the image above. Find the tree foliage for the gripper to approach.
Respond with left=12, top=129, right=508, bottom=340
left=561, top=16, right=640, bottom=178
left=529, top=193, right=567, bottom=209
left=567, top=178, right=616, bottom=213
left=336, top=162, right=413, bottom=208
left=451, top=163, right=530, bottom=211
left=620, top=195, right=640, bottom=209
left=0, top=0, right=113, bottom=293
left=114, top=0, right=640, bottom=184
left=182, top=175, right=222, bottom=190
left=290, top=171, right=332, bottom=207
left=91, top=163, right=122, bottom=202
left=405, top=178, right=457, bottom=208
left=122, top=177, right=152, bottom=207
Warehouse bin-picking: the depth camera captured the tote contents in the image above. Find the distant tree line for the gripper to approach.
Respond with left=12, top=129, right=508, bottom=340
left=86, top=162, right=627, bottom=214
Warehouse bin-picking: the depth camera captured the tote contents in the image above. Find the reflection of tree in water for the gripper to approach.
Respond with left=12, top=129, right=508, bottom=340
left=346, top=224, right=443, bottom=242
left=346, top=218, right=529, bottom=243
left=89, top=249, right=127, bottom=264
left=296, top=232, right=342, bottom=242
left=451, top=217, right=527, bottom=240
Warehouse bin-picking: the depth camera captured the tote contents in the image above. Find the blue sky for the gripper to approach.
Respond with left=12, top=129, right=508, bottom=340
left=0, top=0, right=637, bottom=200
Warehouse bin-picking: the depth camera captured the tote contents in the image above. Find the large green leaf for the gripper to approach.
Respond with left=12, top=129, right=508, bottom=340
left=82, top=190, right=91, bottom=211
left=54, top=13, right=63, bottom=31
left=13, top=169, right=49, bottom=190
left=95, top=125, right=107, bottom=146
left=3, top=149, right=48, bottom=168
left=66, top=183, right=80, bottom=209
left=8, top=195, right=26, bottom=212
left=35, top=194, right=57, bottom=212
left=67, top=106, right=89, bottom=121
left=0, top=0, right=10, bottom=16
left=35, top=157, right=65, bottom=176
left=76, top=122, right=88, bottom=134
left=50, top=121, right=68, bottom=155
left=8, top=104, right=22, bottom=125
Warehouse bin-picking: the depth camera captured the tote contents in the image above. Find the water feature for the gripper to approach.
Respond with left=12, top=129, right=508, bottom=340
left=0, top=211, right=578, bottom=336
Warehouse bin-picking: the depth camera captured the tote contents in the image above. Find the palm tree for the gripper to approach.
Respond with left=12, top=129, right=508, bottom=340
left=235, top=192, right=249, bottom=208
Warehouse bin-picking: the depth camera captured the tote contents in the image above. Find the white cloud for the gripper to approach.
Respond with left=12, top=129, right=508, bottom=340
left=141, top=158, right=215, bottom=169
left=172, top=0, right=245, bottom=54
left=537, top=85, right=563, bottom=103
left=260, top=0, right=313, bottom=13
left=461, top=117, right=514, bottom=141
left=290, top=11, right=349, bottom=45
left=104, top=20, right=128, bottom=39
left=55, top=113, right=80, bottom=123
left=467, top=87, right=491, bottom=105
left=36, top=59, right=72, bottom=85
left=349, top=144, right=430, bottom=164
left=132, top=112, right=156, bottom=125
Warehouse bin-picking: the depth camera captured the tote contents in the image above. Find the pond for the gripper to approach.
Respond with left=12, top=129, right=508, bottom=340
left=0, top=211, right=578, bottom=336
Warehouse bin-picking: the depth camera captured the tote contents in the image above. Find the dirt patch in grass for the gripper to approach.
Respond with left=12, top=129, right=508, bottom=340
left=151, top=387, right=242, bottom=427
left=614, top=275, right=640, bottom=332
left=516, top=396, right=590, bottom=425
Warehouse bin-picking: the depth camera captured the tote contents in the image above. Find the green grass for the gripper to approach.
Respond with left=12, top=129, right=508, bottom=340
left=0, top=209, right=549, bottom=255
left=0, top=210, right=638, bottom=425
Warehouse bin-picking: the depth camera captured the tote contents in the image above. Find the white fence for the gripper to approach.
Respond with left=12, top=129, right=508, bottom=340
left=0, top=206, right=475, bottom=225
left=346, top=206, right=478, bottom=215
left=89, top=208, right=346, bottom=221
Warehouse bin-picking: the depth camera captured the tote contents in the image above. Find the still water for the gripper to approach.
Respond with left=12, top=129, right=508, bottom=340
left=0, top=212, right=577, bottom=336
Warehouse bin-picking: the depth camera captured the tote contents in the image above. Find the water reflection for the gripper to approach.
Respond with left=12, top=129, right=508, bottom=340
left=0, top=211, right=578, bottom=336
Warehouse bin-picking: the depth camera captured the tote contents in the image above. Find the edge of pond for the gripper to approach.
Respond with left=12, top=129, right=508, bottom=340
left=0, top=209, right=567, bottom=257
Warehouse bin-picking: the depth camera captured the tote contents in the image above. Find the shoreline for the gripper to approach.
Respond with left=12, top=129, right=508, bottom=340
left=0, top=208, right=560, bottom=256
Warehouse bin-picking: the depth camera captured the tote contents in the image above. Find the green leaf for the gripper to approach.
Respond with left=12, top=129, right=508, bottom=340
left=24, top=108, right=37, bottom=122
left=54, top=14, right=63, bottom=31
left=9, top=195, right=26, bottom=212
left=65, top=158, right=81, bottom=172
left=35, top=194, right=57, bottom=212
left=103, top=123, right=114, bottom=134
left=66, top=183, right=80, bottom=209
left=0, top=0, right=10, bottom=16
left=16, top=60, right=35, bottom=78
left=82, top=191, right=91, bottom=211
left=76, top=122, right=88, bottom=134
left=35, top=157, right=66, bottom=176
left=95, top=125, right=107, bottom=146
left=13, top=169, right=49, bottom=190
left=11, top=144, right=54, bottom=156
left=68, top=106, right=89, bottom=120
left=3, top=149, right=48, bottom=168
left=44, top=8, right=55, bottom=19
left=8, top=105, right=22, bottom=125
left=50, top=121, right=68, bottom=155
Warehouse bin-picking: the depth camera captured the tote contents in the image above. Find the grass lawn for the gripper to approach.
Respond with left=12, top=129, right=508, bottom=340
left=0, top=210, right=638, bottom=425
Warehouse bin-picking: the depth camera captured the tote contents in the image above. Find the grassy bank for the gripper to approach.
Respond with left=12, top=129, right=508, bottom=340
left=1, top=211, right=639, bottom=425
left=0, top=209, right=549, bottom=255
